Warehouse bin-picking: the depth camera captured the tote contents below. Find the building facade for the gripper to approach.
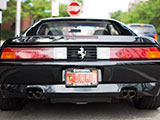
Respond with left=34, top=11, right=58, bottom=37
left=2, top=15, right=33, bottom=32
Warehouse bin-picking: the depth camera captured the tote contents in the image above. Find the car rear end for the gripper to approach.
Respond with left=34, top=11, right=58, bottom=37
left=128, top=24, right=158, bottom=40
left=0, top=18, right=160, bottom=110
left=0, top=37, right=160, bottom=108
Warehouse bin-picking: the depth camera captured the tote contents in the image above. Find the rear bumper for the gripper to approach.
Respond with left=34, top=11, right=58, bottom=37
left=0, top=60, right=160, bottom=84
left=1, top=83, right=160, bottom=100
left=0, top=60, right=160, bottom=100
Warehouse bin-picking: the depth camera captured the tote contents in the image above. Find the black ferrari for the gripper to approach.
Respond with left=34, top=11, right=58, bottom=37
left=0, top=18, right=160, bottom=110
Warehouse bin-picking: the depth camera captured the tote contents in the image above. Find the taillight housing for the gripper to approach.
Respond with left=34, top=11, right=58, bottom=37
left=1, top=47, right=67, bottom=59
left=154, top=34, right=158, bottom=40
left=97, top=47, right=160, bottom=59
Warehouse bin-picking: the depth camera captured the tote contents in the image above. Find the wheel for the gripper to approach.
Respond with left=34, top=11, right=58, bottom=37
left=133, top=95, right=160, bottom=109
left=0, top=94, right=25, bottom=111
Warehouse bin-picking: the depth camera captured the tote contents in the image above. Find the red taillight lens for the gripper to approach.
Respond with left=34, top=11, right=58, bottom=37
left=97, top=47, right=160, bottom=59
left=154, top=34, right=158, bottom=40
left=110, top=47, right=160, bottom=59
left=1, top=48, right=54, bottom=59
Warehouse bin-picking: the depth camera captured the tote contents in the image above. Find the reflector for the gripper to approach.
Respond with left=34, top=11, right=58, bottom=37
left=53, top=47, right=67, bottom=59
left=1, top=52, right=16, bottom=59
left=146, top=51, right=160, bottom=58
left=97, top=47, right=110, bottom=59
left=154, top=34, right=158, bottom=40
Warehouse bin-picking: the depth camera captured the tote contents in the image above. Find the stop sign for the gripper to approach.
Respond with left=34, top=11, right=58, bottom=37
left=67, top=2, right=81, bottom=16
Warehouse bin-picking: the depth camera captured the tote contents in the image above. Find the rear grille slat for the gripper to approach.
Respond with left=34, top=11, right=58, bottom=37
left=67, top=46, right=97, bottom=61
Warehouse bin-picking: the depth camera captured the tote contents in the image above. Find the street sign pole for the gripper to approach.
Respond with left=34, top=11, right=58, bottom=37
left=0, top=0, right=7, bottom=46
left=15, top=0, right=21, bottom=37
left=50, top=0, right=52, bottom=18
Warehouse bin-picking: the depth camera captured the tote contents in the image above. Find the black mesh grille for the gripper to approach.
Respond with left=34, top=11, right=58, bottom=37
left=67, top=46, right=97, bottom=61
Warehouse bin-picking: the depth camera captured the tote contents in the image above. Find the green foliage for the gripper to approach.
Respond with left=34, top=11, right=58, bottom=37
left=69, top=0, right=83, bottom=5
left=2, top=0, right=31, bottom=24
left=21, top=0, right=32, bottom=18
left=1, top=30, right=24, bottom=40
left=110, top=10, right=125, bottom=21
left=110, top=0, right=160, bottom=33
left=30, top=0, right=50, bottom=20
left=58, top=4, right=70, bottom=17
left=2, top=0, right=17, bottom=24
left=1, top=30, right=15, bottom=40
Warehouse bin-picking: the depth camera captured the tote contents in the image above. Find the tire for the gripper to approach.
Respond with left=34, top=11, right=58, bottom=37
left=133, top=95, right=160, bottom=109
left=0, top=94, right=25, bottom=111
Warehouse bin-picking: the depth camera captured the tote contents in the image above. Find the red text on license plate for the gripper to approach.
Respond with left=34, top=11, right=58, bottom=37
left=66, top=70, right=98, bottom=86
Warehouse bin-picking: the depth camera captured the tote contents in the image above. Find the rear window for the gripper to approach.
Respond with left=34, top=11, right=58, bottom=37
left=35, top=21, right=133, bottom=36
left=130, top=25, right=156, bottom=34
left=37, top=21, right=120, bottom=36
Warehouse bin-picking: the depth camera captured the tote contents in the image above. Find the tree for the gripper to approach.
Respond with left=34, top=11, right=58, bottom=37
left=58, top=4, right=70, bottom=17
left=110, top=10, right=125, bottom=21
left=70, top=0, right=83, bottom=5
left=30, top=0, right=50, bottom=20
left=110, top=0, right=160, bottom=33
left=2, top=0, right=31, bottom=24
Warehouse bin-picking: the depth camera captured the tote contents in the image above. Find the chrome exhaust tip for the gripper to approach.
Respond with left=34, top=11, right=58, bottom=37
left=26, top=87, right=44, bottom=99
left=128, top=90, right=136, bottom=98
left=35, top=90, right=43, bottom=99
left=121, top=90, right=129, bottom=98
left=27, top=91, right=34, bottom=99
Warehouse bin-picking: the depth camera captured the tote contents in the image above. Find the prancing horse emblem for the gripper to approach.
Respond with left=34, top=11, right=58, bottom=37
left=78, top=47, right=86, bottom=59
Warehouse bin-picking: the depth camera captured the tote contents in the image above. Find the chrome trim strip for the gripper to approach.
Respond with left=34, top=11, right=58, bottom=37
left=27, top=83, right=156, bottom=94
left=0, top=60, right=160, bottom=66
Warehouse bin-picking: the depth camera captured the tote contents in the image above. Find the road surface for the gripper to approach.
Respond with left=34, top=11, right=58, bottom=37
left=0, top=100, right=159, bottom=120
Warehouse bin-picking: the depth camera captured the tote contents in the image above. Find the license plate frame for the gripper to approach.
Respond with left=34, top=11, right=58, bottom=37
left=64, top=69, right=99, bottom=87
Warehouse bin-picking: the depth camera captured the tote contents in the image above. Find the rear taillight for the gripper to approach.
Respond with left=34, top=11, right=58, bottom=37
left=1, top=47, right=67, bottom=59
left=110, top=47, right=160, bottom=59
left=154, top=34, right=158, bottom=40
left=97, top=47, right=160, bottom=59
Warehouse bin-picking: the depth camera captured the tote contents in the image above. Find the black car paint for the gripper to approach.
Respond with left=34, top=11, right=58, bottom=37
left=0, top=41, right=160, bottom=98
left=0, top=18, right=160, bottom=101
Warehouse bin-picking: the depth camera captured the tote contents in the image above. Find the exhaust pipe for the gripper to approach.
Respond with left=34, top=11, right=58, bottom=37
left=26, top=87, right=43, bottom=99
left=35, top=90, right=43, bottom=99
left=128, top=90, right=136, bottom=98
left=121, top=88, right=137, bottom=98
left=121, top=90, right=129, bottom=98
left=27, top=91, right=34, bottom=99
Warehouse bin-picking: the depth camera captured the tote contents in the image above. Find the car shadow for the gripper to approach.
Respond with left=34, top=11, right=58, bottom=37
left=0, top=100, right=159, bottom=120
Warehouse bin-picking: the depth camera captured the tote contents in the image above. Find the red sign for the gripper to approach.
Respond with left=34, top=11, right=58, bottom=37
left=67, top=2, right=81, bottom=16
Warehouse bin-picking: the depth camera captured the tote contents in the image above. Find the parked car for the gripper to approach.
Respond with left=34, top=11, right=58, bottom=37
left=0, top=18, right=160, bottom=110
left=128, top=23, right=158, bottom=40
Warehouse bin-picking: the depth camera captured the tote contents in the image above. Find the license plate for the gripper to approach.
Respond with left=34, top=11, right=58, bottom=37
left=65, top=69, right=98, bottom=87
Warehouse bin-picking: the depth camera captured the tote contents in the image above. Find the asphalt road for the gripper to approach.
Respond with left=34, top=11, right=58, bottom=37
left=0, top=100, right=159, bottom=120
